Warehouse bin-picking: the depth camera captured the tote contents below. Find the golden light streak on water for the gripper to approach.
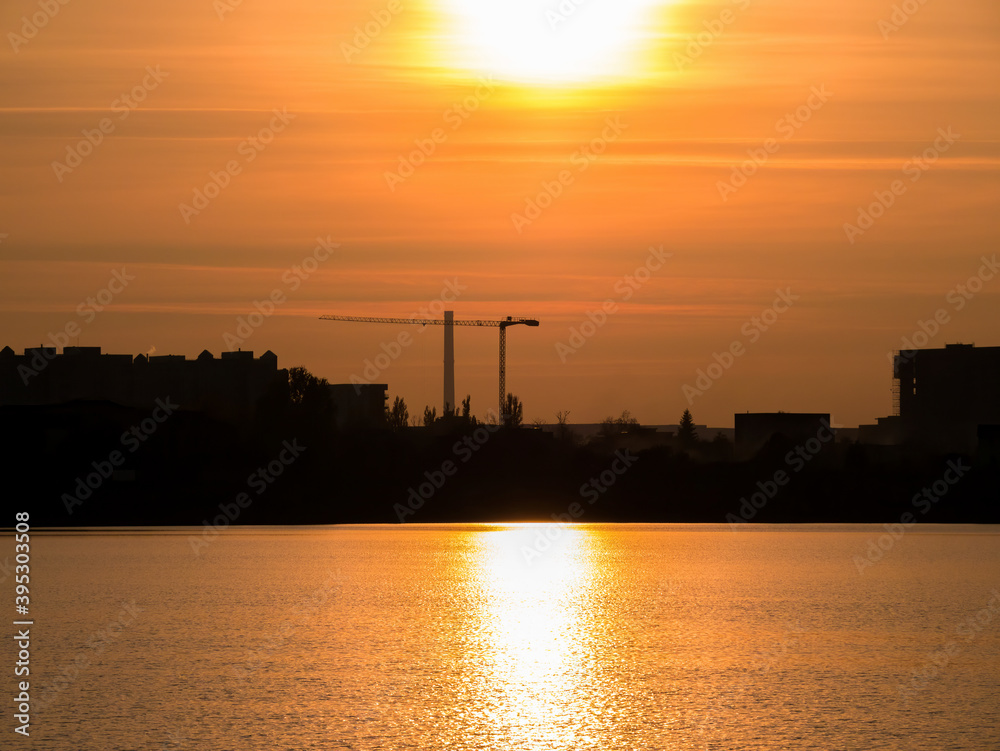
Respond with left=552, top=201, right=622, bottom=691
left=469, top=525, right=598, bottom=748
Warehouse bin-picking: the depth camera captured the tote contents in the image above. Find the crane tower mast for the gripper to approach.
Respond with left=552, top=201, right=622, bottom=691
left=319, top=312, right=539, bottom=422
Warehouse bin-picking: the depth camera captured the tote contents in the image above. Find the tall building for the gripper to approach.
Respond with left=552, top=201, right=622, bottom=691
left=0, top=346, right=285, bottom=425
left=893, top=343, right=1000, bottom=452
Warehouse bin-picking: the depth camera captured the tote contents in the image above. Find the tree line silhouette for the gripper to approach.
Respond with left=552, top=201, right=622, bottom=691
left=3, top=365, right=997, bottom=526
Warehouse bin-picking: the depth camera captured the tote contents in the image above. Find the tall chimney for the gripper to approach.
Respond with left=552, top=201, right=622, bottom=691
left=443, top=310, right=455, bottom=414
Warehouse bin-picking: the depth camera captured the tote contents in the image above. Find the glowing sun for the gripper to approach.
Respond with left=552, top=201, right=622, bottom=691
left=437, top=0, right=664, bottom=85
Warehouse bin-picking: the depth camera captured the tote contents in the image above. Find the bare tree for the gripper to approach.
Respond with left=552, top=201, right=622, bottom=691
left=554, top=410, right=575, bottom=442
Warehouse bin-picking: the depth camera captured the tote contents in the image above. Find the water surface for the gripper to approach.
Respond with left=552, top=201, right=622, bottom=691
left=22, top=524, right=1000, bottom=749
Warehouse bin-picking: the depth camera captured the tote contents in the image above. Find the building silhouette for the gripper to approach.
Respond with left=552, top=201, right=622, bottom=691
left=892, top=343, right=1000, bottom=452
left=0, top=346, right=285, bottom=425
left=856, top=415, right=903, bottom=446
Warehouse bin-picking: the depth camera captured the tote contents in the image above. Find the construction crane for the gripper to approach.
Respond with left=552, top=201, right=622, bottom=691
left=319, top=313, right=539, bottom=422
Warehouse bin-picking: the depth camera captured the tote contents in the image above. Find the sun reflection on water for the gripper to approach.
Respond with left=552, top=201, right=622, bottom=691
left=470, top=524, right=597, bottom=748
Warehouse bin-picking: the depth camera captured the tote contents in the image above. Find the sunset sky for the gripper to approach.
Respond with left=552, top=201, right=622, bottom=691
left=1, top=0, right=998, bottom=427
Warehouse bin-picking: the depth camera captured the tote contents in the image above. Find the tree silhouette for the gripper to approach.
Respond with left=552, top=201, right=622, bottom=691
left=422, top=405, right=437, bottom=427
left=285, top=365, right=333, bottom=441
left=460, top=395, right=478, bottom=426
left=503, top=393, right=523, bottom=428
left=678, top=408, right=698, bottom=449
left=617, top=409, right=639, bottom=432
left=288, top=366, right=329, bottom=407
left=386, top=396, right=408, bottom=431
left=599, top=410, right=639, bottom=440
left=599, top=415, right=617, bottom=440
left=554, top=410, right=574, bottom=442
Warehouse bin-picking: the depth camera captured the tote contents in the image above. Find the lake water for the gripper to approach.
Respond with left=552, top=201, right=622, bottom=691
left=19, top=524, right=1000, bottom=750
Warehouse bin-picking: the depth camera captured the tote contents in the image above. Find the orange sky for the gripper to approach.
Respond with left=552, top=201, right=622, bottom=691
left=1, top=0, right=998, bottom=427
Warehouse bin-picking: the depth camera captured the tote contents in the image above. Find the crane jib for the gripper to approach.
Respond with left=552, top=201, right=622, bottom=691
left=319, top=315, right=538, bottom=327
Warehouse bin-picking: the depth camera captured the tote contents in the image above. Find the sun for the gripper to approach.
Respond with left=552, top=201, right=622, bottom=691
left=436, top=0, right=665, bottom=86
